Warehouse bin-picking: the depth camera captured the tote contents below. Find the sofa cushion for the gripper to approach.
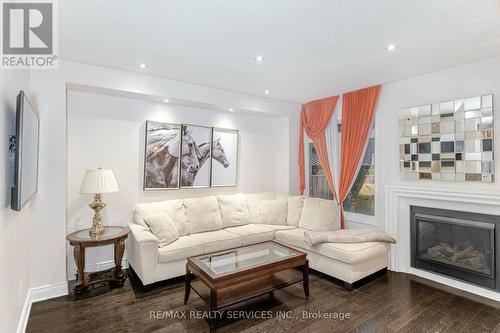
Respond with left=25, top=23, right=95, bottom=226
left=247, top=192, right=276, bottom=224
left=188, top=230, right=241, bottom=253
left=299, top=197, right=340, bottom=231
left=319, top=242, right=390, bottom=265
left=225, top=224, right=275, bottom=245
left=134, top=199, right=189, bottom=236
left=274, top=228, right=389, bottom=264
left=287, top=196, right=304, bottom=226
left=158, top=236, right=204, bottom=263
left=275, top=228, right=312, bottom=250
left=259, top=199, right=288, bottom=225
left=183, top=196, right=223, bottom=234
left=161, top=199, right=189, bottom=236
left=143, top=213, right=179, bottom=247
left=258, top=224, right=297, bottom=233
left=133, top=209, right=150, bottom=229
left=217, top=193, right=251, bottom=228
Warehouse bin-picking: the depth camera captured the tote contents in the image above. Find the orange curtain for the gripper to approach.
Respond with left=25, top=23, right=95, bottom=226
left=299, top=96, right=339, bottom=201
left=338, top=85, right=381, bottom=228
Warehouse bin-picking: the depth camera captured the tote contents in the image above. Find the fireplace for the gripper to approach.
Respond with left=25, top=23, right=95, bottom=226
left=411, top=206, right=500, bottom=291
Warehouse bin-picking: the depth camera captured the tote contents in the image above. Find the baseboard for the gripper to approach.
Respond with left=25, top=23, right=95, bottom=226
left=18, top=259, right=130, bottom=332
left=16, top=281, right=68, bottom=333
left=410, top=267, right=500, bottom=303
left=16, top=292, right=32, bottom=333
left=66, top=258, right=128, bottom=280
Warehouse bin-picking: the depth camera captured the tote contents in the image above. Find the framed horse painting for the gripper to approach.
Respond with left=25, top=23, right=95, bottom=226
left=180, top=124, right=213, bottom=188
left=211, top=128, right=239, bottom=187
left=143, top=121, right=181, bottom=190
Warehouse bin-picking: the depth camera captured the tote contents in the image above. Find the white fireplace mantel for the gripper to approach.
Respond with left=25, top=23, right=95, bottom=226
left=384, top=184, right=500, bottom=301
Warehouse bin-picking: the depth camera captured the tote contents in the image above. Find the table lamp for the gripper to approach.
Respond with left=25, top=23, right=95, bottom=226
left=79, top=168, right=120, bottom=236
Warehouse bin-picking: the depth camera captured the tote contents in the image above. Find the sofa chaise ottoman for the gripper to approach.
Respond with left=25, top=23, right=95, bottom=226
left=127, top=192, right=390, bottom=290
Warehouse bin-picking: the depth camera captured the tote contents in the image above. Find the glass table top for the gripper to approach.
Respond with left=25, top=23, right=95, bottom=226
left=197, top=242, right=300, bottom=276
left=71, top=226, right=126, bottom=240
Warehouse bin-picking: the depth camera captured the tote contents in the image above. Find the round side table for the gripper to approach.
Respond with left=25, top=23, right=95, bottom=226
left=66, top=226, right=129, bottom=295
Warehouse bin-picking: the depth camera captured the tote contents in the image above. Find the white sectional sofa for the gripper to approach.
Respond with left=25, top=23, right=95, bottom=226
left=127, top=192, right=389, bottom=290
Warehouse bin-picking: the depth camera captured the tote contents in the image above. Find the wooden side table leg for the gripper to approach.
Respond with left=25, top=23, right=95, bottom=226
left=302, top=260, right=310, bottom=299
left=73, top=244, right=86, bottom=293
left=114, top=239, right=125, bottom=283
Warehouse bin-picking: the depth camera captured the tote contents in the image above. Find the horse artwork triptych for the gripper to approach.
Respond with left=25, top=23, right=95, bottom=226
left=144, top=121, right=238, bottom=190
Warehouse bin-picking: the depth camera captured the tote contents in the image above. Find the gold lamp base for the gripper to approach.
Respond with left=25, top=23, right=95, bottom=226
left=89, top=193, right=106, bottom=236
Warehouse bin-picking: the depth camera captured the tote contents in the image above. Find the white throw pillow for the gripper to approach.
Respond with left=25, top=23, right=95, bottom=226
left=183, top=196, right=224, bottom=234
left=260, top=199, right=288, bottom=225
left=299, top=197, right=340, bottom=231
left=143, top=213, right=179, bottom=247
left=287, top=195, right=305, bottom=226
left=133, top=199, right=189, bottom=236
left=247, top=192, right=276, bottom=224
left=161, top=199, right=189, bottom=236
left=217, top=193, right=251, bottom=228
left=133, top=204, right=156, bottom=229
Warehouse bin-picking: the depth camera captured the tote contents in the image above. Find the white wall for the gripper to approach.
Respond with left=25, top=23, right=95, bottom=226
left=24, top=55, right=500, bottom=300
left=377, top=57, right=500, bottom=230
left=18, top=51, right=500, bottom=318
left=66, top=91, right=290, bottom=278
left=0, top=70, right=31, bottom=333
left=27, top=60, right=300, bottom=293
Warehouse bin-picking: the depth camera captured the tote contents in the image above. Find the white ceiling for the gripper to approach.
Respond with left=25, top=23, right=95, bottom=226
left=60, top=0, right=500, bottom=103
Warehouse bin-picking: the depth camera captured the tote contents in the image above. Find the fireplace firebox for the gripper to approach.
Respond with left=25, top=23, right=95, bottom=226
left=411, top=206, right=500, bottom=291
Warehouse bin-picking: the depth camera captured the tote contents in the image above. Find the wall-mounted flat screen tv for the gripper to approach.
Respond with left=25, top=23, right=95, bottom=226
left=11, top=91, right=39, bottom=211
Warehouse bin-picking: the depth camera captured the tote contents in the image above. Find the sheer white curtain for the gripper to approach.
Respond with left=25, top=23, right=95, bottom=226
left=325, top=96, right=341, bottom=201
left=303, top=135, right=313, bottom=197
left=326, top=95, right=374, bottom=206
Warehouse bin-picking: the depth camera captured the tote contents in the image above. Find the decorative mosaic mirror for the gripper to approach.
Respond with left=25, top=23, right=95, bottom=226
left=399, top=94, right=494, bottom=182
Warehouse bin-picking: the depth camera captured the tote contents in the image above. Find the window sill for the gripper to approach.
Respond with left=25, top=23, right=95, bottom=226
left=343, top=211, right=377, bottom=226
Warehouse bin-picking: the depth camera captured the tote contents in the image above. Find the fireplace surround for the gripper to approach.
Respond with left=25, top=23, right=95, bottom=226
left=411, top=206, right=500, bottom=291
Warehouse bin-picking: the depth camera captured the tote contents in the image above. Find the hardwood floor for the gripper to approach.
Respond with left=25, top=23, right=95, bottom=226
left=27, top=270, right=500, bottom=333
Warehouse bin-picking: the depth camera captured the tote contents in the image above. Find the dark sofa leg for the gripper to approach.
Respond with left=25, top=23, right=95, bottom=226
left=129, top=265, right=152, bottom=291
left=344, top=282, right=354, bottom=291
left=128, top=265, right=136, bottom=279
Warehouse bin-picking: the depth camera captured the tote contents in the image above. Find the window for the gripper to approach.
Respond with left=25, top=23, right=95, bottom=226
left=343, top=127, right=375, bottom=216
left=305, top=118, right=376, bottom=219
left=308, top=143, right=333, bottom=200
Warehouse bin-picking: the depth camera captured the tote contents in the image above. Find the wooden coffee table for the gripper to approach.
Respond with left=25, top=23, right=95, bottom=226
left=184, top=241, right=309, bottom=332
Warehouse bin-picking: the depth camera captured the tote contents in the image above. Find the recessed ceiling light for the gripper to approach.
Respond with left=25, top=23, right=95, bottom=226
left=386, top=43, right=398, bottom=51
left=229, top=108, right=234, bottom=112
left=139, top=63, right=148, bottom=69
left=254, top=55, right=265, bottom=63
left=265, top=90, right=270, bottom=95
left=163, top=99, right=169, bottom=103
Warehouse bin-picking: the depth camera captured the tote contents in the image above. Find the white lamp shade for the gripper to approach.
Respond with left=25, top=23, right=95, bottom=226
left=79, top=169, right=120, bottom=194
